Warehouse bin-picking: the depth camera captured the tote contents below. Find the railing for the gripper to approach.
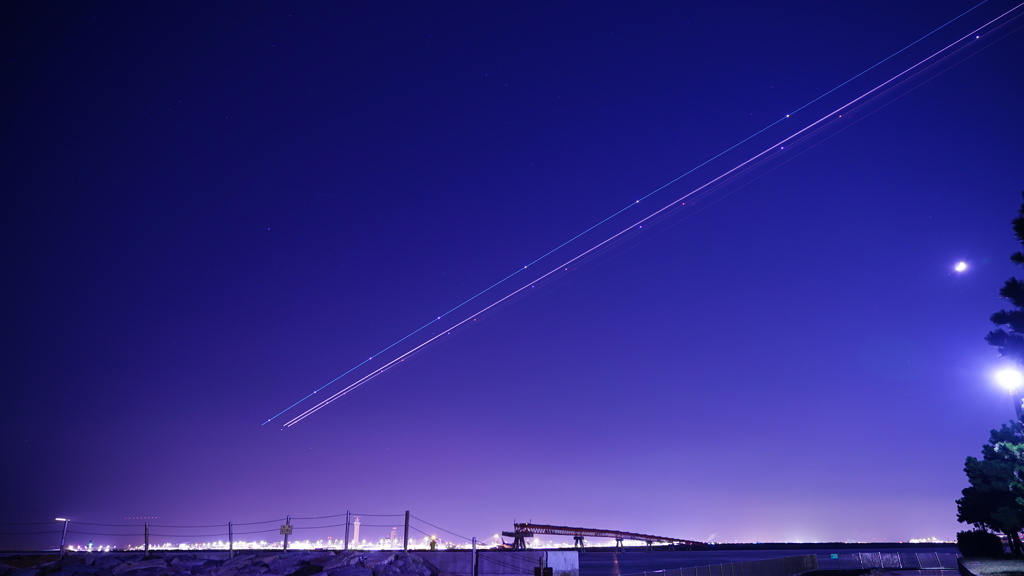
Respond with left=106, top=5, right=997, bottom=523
left=0, top=511, right=472, bottom=553
left=625, top=555, right=817, bottom=576
left=816, top=551, right=960, bottom=570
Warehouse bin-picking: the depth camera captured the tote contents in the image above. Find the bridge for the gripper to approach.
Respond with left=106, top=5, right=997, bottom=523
left=501, top=522, right=705, bottom=550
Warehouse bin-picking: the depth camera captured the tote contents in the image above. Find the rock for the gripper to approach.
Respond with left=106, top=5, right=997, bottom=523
left=264, top=557, right=303, bottom=575
left=111, top=559, right=168, bottom=575
left=221, top=555, right=256, bottom=569
left=317, top=557, right=348, bottom=572
left=91, top=558, right=124, bottom=572
left=168, top=554, right=197, bottom=565
left=52, top=565, right=104, bottom=576
left=307, top=556, right=338, bottom=568
left=169, top=557, right=208, bottom=571
left=403, top=563, right=432, bottom=576
left=285, top=565, right=322, bottom=576
left=1, top=556, right=60, bottom=571
left=200, top=560, right=226, bottom=571
left=7, top=569, right=43, bottom=576
left=359, top=554, right=395, bottom=569
left=325, top=567, right=371, bottom=576
left=370, top=565, right=400, bottom=576
left=0, top=551, right=442, bottom=576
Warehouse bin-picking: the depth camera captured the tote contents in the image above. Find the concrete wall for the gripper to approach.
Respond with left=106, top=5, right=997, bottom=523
left=412, top=550, right=579, bottom=576
left=625, top=555, right=817, bottom=576
left=545, top=551, right=578, bottom=576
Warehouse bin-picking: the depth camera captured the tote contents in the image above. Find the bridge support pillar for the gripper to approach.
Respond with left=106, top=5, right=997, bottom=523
left=502, top=530, right=533, bottom=550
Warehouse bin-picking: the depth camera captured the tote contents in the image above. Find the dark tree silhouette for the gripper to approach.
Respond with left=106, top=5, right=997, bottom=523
left=987, top=192, right=1024, bottom=361
left=959, top=192, right=1024, bottom=556
left=958, top=423, right=1024, bottom=555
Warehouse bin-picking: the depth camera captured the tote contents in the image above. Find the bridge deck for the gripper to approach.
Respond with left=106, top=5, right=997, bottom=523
left=507, top=522, right=704, bottom=547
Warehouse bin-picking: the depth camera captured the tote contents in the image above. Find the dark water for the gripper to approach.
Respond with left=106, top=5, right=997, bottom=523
left=577, top=547, right=960, bottom=576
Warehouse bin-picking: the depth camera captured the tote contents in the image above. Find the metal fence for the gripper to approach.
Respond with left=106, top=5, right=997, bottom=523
left=816, top=551, right=960, bottom=570
left=629, top=555, right=817, bottom=576
left=0, top=511, right=473, bottom=553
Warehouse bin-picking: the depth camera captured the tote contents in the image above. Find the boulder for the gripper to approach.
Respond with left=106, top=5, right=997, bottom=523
left=221, top=555, right=256, bottom=569
left=370, top=565, right=400, bottom=576
left=168, top=554, right=197, bottom=565
left=325, top=567, right=371, bottom=576
left=358, top=554, right=396, bottom=570
left=264, top=556, right=305, bottom=575
left=111, top=559, right=168, bottom=575
left=403, top=563, right=432, bottom=576
left=51, top=565, right=104, bottom=576
left=91, top=558, right=124, bottom=572
left=307, top=556, right=338, bottom=568
left=7, top=569, right=43, bottom=576
left=285, top=565, right=322, bottom=576
left=169, top=557, right=208, bottom=572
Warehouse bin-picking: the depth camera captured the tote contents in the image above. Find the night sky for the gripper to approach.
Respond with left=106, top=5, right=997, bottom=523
left=4, top=1, right=1024, bottom=547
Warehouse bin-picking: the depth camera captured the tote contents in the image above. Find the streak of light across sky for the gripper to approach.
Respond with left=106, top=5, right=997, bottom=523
left=266, top=1, right=1024, bottom=428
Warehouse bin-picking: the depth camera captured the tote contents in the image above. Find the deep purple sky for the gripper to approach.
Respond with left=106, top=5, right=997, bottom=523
left=4, top=1, right=1024, bottom=547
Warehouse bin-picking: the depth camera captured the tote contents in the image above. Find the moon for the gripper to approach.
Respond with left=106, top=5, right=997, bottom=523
left=954, top=261, right=968, bottom=273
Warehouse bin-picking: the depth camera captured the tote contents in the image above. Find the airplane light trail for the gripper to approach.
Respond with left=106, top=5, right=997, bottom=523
left=265, top=1, right=1024, bottom=428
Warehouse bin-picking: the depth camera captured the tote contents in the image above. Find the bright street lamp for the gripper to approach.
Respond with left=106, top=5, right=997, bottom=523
left=995, top=368, right=1024, bottom=425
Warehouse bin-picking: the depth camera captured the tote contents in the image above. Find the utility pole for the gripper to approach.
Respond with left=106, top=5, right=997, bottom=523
left=403, top=511, right=410, bottom=551
left=55, top=518, right=69, bottom=557
left=282, top=515, right=292, bottom=551
left=472, top=537, right=478, bottom=576
left=344, top=511, right=351, bottom=551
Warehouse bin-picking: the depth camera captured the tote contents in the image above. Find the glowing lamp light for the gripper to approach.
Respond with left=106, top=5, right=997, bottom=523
left=996, top=368, right=1024, bottom=392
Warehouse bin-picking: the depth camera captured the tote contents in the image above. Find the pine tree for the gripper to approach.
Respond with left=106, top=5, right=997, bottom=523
left=987, top=192, right=1024, bottom=360
left=957, top=423, right=1024, bottom=555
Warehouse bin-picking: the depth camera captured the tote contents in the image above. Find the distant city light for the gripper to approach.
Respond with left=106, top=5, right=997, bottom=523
left=60, top=534, right=665, bottom=553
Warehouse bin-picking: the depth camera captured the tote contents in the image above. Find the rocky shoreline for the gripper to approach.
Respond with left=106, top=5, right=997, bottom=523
left=0, top=550, right=438, bottom=576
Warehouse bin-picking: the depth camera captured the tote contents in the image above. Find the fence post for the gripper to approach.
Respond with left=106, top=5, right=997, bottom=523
left=144, top=523, right=149, bottom=556
left=404, top=511, right=410, bottom=551
left=229, top=522, right=234, bottom=558
left=345, top=512, right=350, bottom=551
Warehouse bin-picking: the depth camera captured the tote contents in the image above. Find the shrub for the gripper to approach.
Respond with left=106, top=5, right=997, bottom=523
left=958, top=529, right=1004, bottom=558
